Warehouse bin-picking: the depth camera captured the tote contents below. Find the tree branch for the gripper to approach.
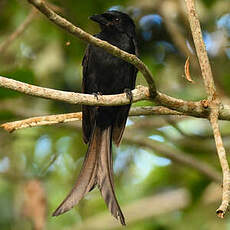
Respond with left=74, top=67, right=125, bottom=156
left=27, top=0, right=157, bottom=97
left=210, top=107, right=230, bottom=218
left=0, top=9, right=37, bottom=54
left=184, top=1, right=216, bottom=99
left=0, top=107, right=184, bottom=133
left=3, top=112, right=221, bottom=186
left=185, top=0, right=230, bottom=217
left=0, top=76, right=149, bottom=106
left=0, top=0, right=228, bottom=218
left=1, top=75, right=230, bottom=121
left=124, top=133, right=222, bottom=183
left=1, top=112, right=82, bottom=132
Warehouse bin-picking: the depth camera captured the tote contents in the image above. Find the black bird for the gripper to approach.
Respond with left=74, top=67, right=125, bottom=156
left=53, top=11, right=138, bottom=225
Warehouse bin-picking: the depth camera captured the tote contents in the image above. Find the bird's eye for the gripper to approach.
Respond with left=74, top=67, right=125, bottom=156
left=115, top=18, right=120, bottom=22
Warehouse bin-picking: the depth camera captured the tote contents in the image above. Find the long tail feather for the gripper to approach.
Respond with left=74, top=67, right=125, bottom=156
left=52, top=125, right=125, bottom=225
left=52, top=126, right=99, bottom=216
left=97, top=127, right=125, bottom=225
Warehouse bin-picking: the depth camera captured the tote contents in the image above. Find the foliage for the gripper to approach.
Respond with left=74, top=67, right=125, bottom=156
left=0, top=0, right=230, bottom=229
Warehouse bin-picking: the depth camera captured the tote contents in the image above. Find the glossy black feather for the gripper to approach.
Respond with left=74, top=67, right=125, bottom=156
left=53, top=11, right=138, bottom=225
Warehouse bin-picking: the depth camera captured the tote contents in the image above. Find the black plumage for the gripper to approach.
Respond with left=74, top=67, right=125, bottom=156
left=53, top=11, right=138, bottom=225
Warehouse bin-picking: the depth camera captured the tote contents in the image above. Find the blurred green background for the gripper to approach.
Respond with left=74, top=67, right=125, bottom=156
left=0, top=0, right=230, bottom=229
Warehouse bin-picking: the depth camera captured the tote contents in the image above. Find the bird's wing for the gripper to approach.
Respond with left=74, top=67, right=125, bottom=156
left=112, top=38, right=138, bottom=146
left=112, top=105, right=130, bottom=146
left=82, top=45, right=95, bottom=144
left=132, top=36, right=139, bottom=58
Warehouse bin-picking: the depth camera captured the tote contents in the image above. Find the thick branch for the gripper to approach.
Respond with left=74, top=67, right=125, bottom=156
left=1, top=76, right=230, bottom=120
left=1, top=0, right=228, bottom=217
left=27, top=0, right=156, bottom=96
left=0, top=76, right=149, bottom=106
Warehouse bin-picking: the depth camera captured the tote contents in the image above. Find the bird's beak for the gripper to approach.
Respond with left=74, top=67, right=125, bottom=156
left=89, top=14, right=108, bottom=25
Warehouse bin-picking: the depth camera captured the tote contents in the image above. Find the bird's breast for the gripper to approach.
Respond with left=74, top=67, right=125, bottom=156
left=86, top=32, right=136, bottom=94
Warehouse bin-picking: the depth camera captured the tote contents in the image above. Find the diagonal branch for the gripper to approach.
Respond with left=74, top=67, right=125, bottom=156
left=27, top=0, right=156, bottom=97
left=0, top=9, right=37, bottom=54
left=184, top=0, right=216, bottom=99
left=124, top=133, right=222, bottom=183
left=185, top=0, right=230, bottom=217
left=1, top=113, right=221, bottom=184
left=0, top=0, right=229, bottom=217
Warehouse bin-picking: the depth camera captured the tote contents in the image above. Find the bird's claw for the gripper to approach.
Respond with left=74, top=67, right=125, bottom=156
left=93, top=92, right=102, bottom=100
left=124, top=88, right=133, bottom=104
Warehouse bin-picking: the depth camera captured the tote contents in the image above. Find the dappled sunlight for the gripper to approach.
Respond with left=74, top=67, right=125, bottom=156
left=0, top=0, right=230, bottom=229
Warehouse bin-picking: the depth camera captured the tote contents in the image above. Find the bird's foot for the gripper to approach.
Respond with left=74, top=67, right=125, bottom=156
left=124, top=88, right=133, bottom=104
left=93, top=92, right=102, bottom=100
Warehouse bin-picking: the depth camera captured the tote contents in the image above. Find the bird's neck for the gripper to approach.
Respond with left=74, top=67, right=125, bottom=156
left=100, top=29, right=128, bottom=42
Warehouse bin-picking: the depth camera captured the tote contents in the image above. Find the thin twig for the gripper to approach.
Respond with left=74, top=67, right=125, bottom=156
left=1, top=112, right=82, bottom=132
left=0, top=9, right=37, bottom=54
left=0, top=0, right=228, bottom=216
left=159, top=0, right=201, bottom=72
left=159, top=2, right=192, bottom=58
left=27, top=0, right=156, bottom=97
left=185, top=0, right=230, bottom=217
left=210, top=106, right=230, bottom=218
left=184, top=0, right=215, bottom=99
left=0, top=107, right=184, bottom=133
left=124, top=133, right=222, bottom=183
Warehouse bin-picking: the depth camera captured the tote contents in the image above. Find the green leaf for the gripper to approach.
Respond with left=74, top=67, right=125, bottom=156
left=201, top=0, right=217, bottom=8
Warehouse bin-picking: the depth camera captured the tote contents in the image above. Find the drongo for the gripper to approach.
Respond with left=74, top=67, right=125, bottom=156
left=53, top=11, right=138, bottom=225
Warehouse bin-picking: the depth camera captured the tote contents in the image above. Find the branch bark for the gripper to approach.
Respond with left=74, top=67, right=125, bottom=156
left=1, top=75, right=230, bottom=122
left=0, top=0, right=228, bottom=219
left=0, top=110, right=223, bottom=184
left=0, top=76, right=149, bottom=106
left=0, top=107, right=184, bottom=133
left=210, top=106, right=230, bottom=217
left=1, top=112, right=82, bottom=132
left=184, top=1, right=216, bottom=99
left=185, top=0, right=230, bottom=217
left=27, top=0, right=157, bottom=97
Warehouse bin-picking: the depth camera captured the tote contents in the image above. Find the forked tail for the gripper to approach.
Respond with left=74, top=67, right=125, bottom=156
left=52, top=125, right=125, bottom=225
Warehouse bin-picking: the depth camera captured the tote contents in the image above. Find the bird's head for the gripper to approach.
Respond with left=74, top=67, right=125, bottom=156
left=90, top=11, right=136, bottom=38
